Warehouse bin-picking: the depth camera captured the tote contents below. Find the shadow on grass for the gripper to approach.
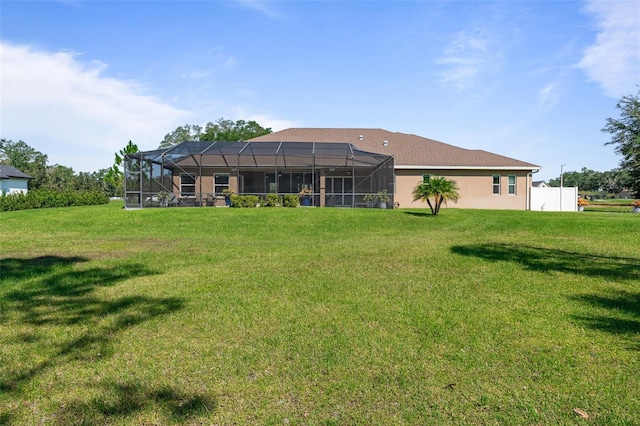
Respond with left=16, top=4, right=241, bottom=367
left=569, top=290, right=640, bottom=351
left=0, top=255, right=89, bottom=284
left=403, top=211, right=433, bottom=218
left=52, top=381, right=217, bottom=425
left=450, top=243, right=640, bottom=282
left=0, top=256, right=213, bottom=422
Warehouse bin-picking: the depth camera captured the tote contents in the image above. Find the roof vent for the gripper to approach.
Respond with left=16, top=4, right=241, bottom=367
left=358, top=135, right=363, bottom=140
left=383, top=140, right=388, bottom=146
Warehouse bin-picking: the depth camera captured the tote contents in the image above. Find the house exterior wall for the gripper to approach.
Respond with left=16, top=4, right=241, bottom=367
left=166, top=167, right=533, bottom=210
left=394, top=169, right=531, bottom=210
left=0, top=178, right=29, bottom=195
left=170, top=169, right=235, bottom=193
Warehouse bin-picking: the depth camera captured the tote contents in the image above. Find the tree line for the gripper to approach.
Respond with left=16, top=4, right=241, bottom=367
left=0, top=139, right=118, bottom=195
left=159, top=118, right=272, bottom=148
left=0, top=118, right=272, bottom=197
left=547, top=167, right=633, bottom=196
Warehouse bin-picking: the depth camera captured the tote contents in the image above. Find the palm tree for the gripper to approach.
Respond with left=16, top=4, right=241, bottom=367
left=412, top=176, right=460, bottom=215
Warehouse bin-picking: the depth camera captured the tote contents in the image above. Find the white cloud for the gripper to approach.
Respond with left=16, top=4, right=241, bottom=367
left=537, top=83, right=559, bottom=111
left=236, top=0, right=279, bottom=18
left=223, top=107, right=299, bottom=132
left=579, top=0, right=640, bottom=98
left=436, top=30, right=501, bottom=90
left=0, top=42, right=187, bottom=172
left=245, top=114, right=299, bottom=132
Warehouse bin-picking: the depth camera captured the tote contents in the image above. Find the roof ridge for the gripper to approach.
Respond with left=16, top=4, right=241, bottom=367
left=249, top=128, right=539, bottom=169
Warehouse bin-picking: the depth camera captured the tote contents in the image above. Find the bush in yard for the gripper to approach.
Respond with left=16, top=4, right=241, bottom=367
left=230, top=194, right=260, bottom=208
left=0, top=192, right=26, bottom=211
left=230, top=195, right=245, bottom=207
left=244, top=195, right=259, bottom=208
left=0, top=190, right=109, bottom=212
left=263, top=193, right=282, bottom=207
left=283, top=194, right=300, bottom=207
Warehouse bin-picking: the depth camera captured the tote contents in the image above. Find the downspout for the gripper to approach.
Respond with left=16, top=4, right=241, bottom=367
left=527, top=169, right=539, bottom=211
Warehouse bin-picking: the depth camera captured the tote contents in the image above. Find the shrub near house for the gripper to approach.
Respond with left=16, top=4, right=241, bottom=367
left=0, top=190, right=109, bottom=212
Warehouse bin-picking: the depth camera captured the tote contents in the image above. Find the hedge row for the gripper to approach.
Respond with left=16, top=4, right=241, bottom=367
left=230, top=194, right=300, bottom=208
left=0, top=190, right=110, bottom=212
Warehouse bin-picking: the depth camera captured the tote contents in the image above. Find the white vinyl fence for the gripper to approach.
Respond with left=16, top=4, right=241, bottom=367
left=530, top=187, right=578, bottom=212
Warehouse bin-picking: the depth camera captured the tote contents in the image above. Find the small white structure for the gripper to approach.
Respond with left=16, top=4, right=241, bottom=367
left=0, top=165, right=32, bottom=195
left=530, top=186, right=579, bottom=212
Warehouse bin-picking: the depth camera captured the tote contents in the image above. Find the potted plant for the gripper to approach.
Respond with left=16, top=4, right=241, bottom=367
left=299, top=187, right=313, bottom=206
left=577, top=197, right=588, bottom=212
left=363, top=193, right=377, bottom=208
left=157, top=190, right=171, bottom=207
left=221, top=188, right=233, bottom=206
left=633, top=200, right=640, bottom=213
left=377, top=189, right=391, bottom=209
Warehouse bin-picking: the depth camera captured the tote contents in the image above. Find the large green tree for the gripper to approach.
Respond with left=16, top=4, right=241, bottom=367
left=602, top=88, right=640, bottom=197
left=44, top=164, right=77, bottom=192
left=0, top=139, right=49, bottom=189
left=603, top=168, right=633, bottom=194
left=200, top=118, right=272, bottom=142
left=159, top=124, right=203, bottom=148
left=159, top=118, right=272, bottom=148
left=412, top=176, right=460, bottom=215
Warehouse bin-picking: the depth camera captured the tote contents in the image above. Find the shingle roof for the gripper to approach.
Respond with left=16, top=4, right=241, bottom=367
left=0, top=165, right=32, bottom=179
left=250, top=128, right=539, bottom=170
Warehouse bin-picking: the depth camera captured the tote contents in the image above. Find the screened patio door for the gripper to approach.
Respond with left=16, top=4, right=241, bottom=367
left=326, top=176, right=353, bottom=207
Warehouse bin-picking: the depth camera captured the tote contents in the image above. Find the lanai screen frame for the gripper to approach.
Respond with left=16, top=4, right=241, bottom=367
left=124, top=141, right=394, bottom=209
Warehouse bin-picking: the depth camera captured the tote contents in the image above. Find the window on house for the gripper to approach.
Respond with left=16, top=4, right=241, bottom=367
left=508, top=175, right=516, bottom=195
left=214, top=173, right=230, bottom=194
left=422, top=174, right=431, bottom=183
left=492, top=175, right=501, bottom=195
left=180, top=173, right=196, bottom=196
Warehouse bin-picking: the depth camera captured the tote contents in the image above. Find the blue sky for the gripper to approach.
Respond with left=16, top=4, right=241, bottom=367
left=1, top=1, right=638, bottom=181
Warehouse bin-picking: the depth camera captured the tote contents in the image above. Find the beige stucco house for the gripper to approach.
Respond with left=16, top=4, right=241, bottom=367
left=123, top=128, right=540, bottom=210
left=250, top=128, right=540, bottom=210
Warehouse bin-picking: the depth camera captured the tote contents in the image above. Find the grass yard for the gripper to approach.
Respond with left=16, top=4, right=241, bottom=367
left=1, top=202, right=639, bottom=425
left=585, top=199, right=638, bottom=213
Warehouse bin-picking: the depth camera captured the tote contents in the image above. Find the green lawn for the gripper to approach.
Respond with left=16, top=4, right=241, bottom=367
left=1, top=203, right=638, bottom=425
left=585, top=199, right=638, bottom=213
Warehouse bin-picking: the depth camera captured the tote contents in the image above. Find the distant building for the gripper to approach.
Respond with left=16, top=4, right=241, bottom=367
left=532, top=181, right=549, bottom=188
left=0, top=165, right=32, bottom=195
